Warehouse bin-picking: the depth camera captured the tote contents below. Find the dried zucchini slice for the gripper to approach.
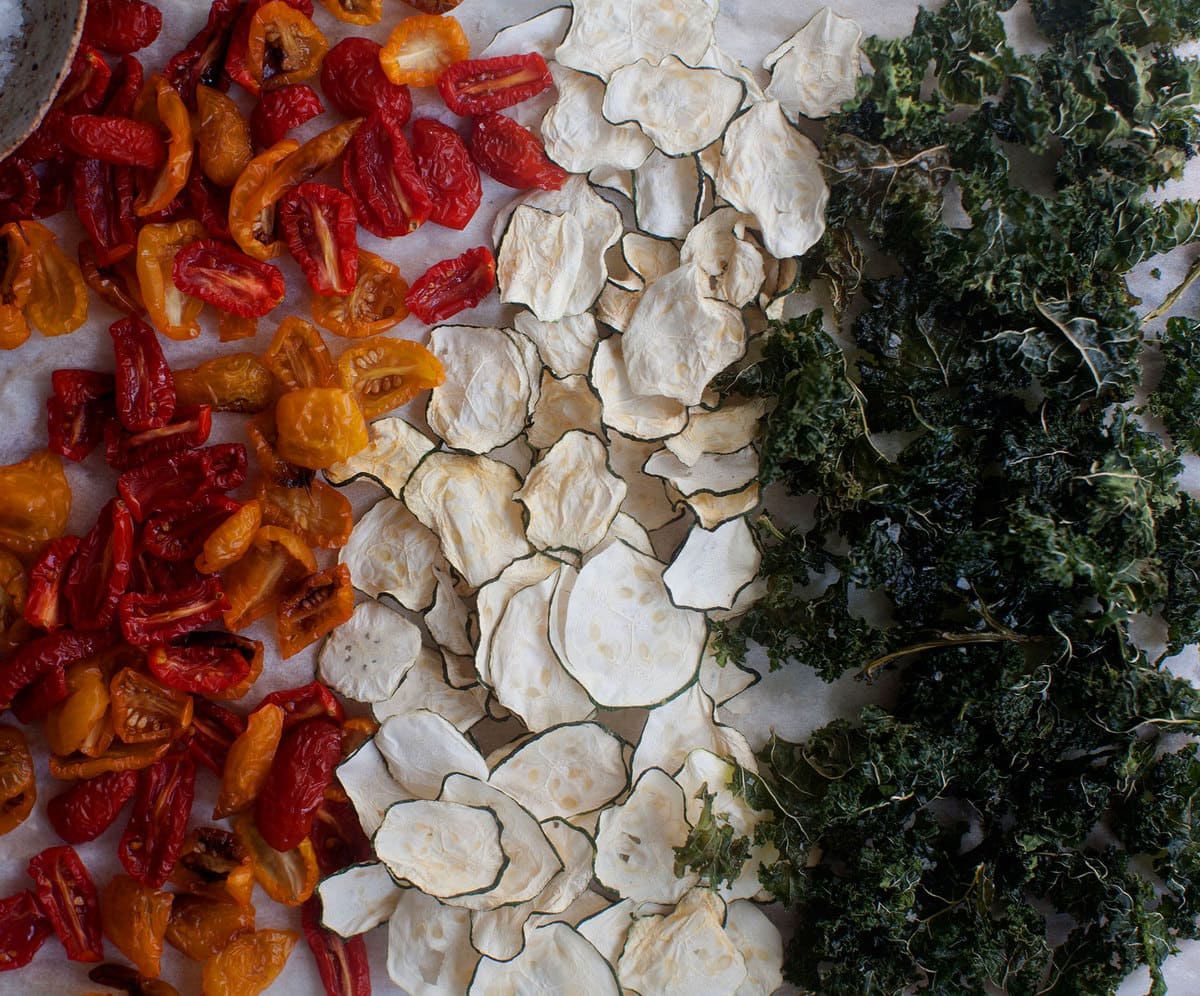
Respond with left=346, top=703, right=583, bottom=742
left=317, top=599, right=421, bottom=704
left=373, top=647, right=488, bottom=733
left=555, top=0, right=718, bottom=80
left=387, top=887, right=479, bottom=995
left=317, top=861, right=403, bottom=938
left=468, top=922, right=619, bottom=995
left=725, top=900, right=785, bottom=996
left=665, top=396, right=769, bottom=466
left=482, top=5, right=571, bottom=59
left=427, top=564, right=475, bottom=658
left=542, top=66, right=654, bottom=174
left=526, top=373, right=604, bottom=452
left=324, top=415, right=436, bottom=496
left=630, top=684, right=756, bottom=779
left=512, top=310, right=600, bottom=380
left=698, top=639, right=759, bottom=706
left=633, top=150, right=703, bottom=239
left=679, top=482, right=762, bottom=530
left=607, top=433, right=684, bottom=531
left=338, top=739, right=412, bottom=838
left=643, top=445, right=759, bottom=497
left=475, top=553, right=564, bottom=688
left=764, top=7, right=863, bottom=121
left=591, top=337, right=688, bottom=442
left=497, top=207, right=588, bottom=323
left=622, top=232, right=679, bottom=286
left=339, top=497, right=442, bottom=611
left=376, top=709, right=489, bottom=799
left=679, top=208, right=766, bottom=308
left=663, top=517, right=762, bottom=611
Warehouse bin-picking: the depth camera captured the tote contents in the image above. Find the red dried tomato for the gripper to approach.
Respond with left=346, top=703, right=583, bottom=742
left=119, top=577, right=229, bottom=647
left=64, top=497, right=135, bottom=631
left=186, top=170, right=232, bottom=241
left=301, top=897, right=371, bottom=995
left=139, top=495, right=240, bottom=565
left=83, top=0, right=163, bottom=54
left=47, top=368, right=116, bottom=463
left=411, top=117, right=482, bottom=231
left=311, top=249, right=408, bottom=338
left=187, top=699, right=247, bottom=775
left=0, top=157, right=38, bottom=225
left=61, top=116, right=166, bottom=169
left=256, top=717, right=342, bottom=851
left=20, top=45, right=111, bottom=162
left=310, top=796, right=371, bottom=876
left=27, top=846, right=104, bottom=962
left=117, top=444, right=248, bottom=521
left=148, top=632, right=261, bottom=698
left=405, top=245, right=496, bottom=324
left=78, top=242, right=145, bottom=317
left=46, top=770, right=138, bottom=845
left=105, top=406, right=214, bottom=472
left=279, top=182, right=358, bottom=296
left=163, top=0, right=240, bottom=109
left=109, top=315, right=175, bottom=433
left=102, top=55, right=147, bottom=118
left=222, top=527, right=316, bottom=631
left=342, top=110, right=432, bottom=238
left=24, top=536, right=80, bottom=631
left=251, top=84, right=325, bottom=149
left=119, top=754, right=196, bottom=888
left=0, top=891, right=53, bottom=971
left=320, top=36, right=411, bottom=121
left=172, top=239, right=286, bottom=318
left=258, top=681, right=344, bottom=730
left=10, top=664, right=71, bottom=724
left=469, top=112, right=568, bottom=190
left=0, top=631, right=112, bottom=712
left=438, top=53, right=553, bottom=116
left=73, top=160, right=138, bottom=268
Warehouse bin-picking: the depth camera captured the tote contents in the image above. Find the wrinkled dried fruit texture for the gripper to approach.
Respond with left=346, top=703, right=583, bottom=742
left=101, top=874, right=172, bottom=978
left=257, top=681, right=343, bottom=728
left=438, top=53, right=553, bottom=115
left=47, top=770, right=138, bottom=844
left=27, top=845, right=104, bottom=962
left=0, top=449, right=71, bottom=557
left=79, top=242, right=145, bottom=317
left=280, top=182, right=358, bottom=296
left=166, top=894, right=255, bottom=962
left=338, top=335, right=445, bottom=419
left=196, top=500, right=263, bottom=575
left=5, top=220, right=89, bottom=337
left=201, top=928, right=298, bottom=996
left=73, top=159, right=138, bottom=267
left=175, top=354, right=275, bottom=414
left=44, top=661, right=112, bottom=757
left=255, top=716, right=342, bottom=848
left=380, top=13, right=468, bottom=88
left=275, top=564, right=353, bottom=660
left=142, top=495, right=241, bottom=563
left=171, top=827, right=254, bottom=907
left=222, top=526, right=316, bottom=631
left=469, top=112, right=568, bottom=191
left=320, top=37, right=411, bottom=120
left=105, top=404, right=214, bottom=471
left=343, top=110, right=432, bottom=237
left=0, top=725, right=35, bottom=835
left=187, top=700, right=247, bottom=775
left=274, top=388, right=369, bottom=470
left=119, top=576, right=230, bottom=646
left=216, top=703, right=284, bottom=820
left=0, top=891, right=52, bottom=971
left=172, top=239, right=286, bottom=318
left=136, top=219, right=208, bottom=340
left=61, top=115, right=165, bottom=168
left=163, top=0, right=240, bottom=108
left=258, top=477, right=352, bottom=549
left=301, top=897, right=371, bottom=995
left=153, top=632, right=262, bottom=700
left=318, top=0, right=380, bottom=25
left=234, top=815, right=319, bottom=906
left=110, top=667, right=194, bottom=746
left=0, top=223, right=33, bottom=348
left=25, top=534, right=77, bottom=631
left=117, top=444, right=248, bottom=522
left=133, top=76, right=194, bottom=217
left=405, top=245, right=495, bottom=324
left=310, top=796, right=372, bottom=875
left=412, top=117, right=481, bottom=230
left=110, top=315, right=175, bottom=432
left=48, top=369, right=116, bottom=464
left=264, top=316, right=337, bottom=390
left=119, top=755, right=196, bottom=889
left=0, top=156, right=38, bottom=227
left=247, top=2, right=328, bottom=93
left=196, top=85, right=254, bottom=187
left=84, top=0, right=163, bottom=54
left=312, top=249, right=408, bottom=338
left=88, top=962, right=182, bottom=995
left=219, top=311, right=259, bottom=343
left=65, top=497, right=135, bottom=631
left=251, top=84, right=324, bottom=148
left=0, top=550, right=26, bottom=637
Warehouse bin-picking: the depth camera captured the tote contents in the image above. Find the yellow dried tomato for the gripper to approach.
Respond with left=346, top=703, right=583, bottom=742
left=233, top=815, right=319, bottom=907
left=312, top=249, right=409, bottom=339
left=219, top=310, right=259, bottom=342
left=0, top=725, right=35, bottom=835
left=44, top=662, right=110, bottom=757
left=222, top=526, right=317, bottom=632
left=166, top=894, right=255, bottom=963
left=262, top=317, right=337, bottom=391
left=247, top=2, right=329, bottom=93
left=170, top=827, right=256, bottom=907
left=196, top=500, right=263, bottom=576
left=214, top=703, right=284, bottom=819
left=380, top=14, right=469, bottom=88
left=317, top=0, right=381, bottom=25
left=136, top=219, right=208, bottom=341
left=0, top=449, right=71, bottom=558
left=195, top=85, right=254, bottom=188
left=337, top=335, right=446, bottom=419
left=0, top=224, right=33, bottom=350
left=134, top=76, right=194, bottom=217
left=5, top=221, right=87, bottom=338
left=100, top=875, right=173, bottom=979
left=174, top=353, right=276, bottom=414
left=274, top=387, right=369, bottom=469
left=49, top=739, right=170, bottom=780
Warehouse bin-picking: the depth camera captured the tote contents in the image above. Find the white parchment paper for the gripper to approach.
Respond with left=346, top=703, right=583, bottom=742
left=0, top=0, right=1198, bottom=993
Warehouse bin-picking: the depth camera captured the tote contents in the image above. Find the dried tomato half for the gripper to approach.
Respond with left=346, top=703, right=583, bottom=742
left=6, top=221, right=89, bottom=338
left=163, top=0, right=241, bottom=109
left=170, top=827, right=255, bottom=906
left=195, top=84, right=254, bottom=187
left=379, top=14, right=469, bottom=88
left=61, top=115, right=166, bottom=168
left=88, top=963, right=182, bottom=996
left=342, top=110, right=432, bottom=238
left=317, top=0, right=381, bottom=25
left=279, top=183, right=358, bottom=296
left=166, top=894, right=255, bottom=962
left=0, top=222, right=33, bottom=349
left=186, top=701, right=247, bottom=776
left=405, top=245, right=496, bottom=324
left=119, top=754, right=196, bottom=888
left=301, top=898, right=371, bottom=995
left=274, top=388, right=369, bottom=470
left=469, top=111, right=569, bottom=191
left=257, top=477, right=352, bottom=549
left=136, top=219, right=208, bottom=341
left=50, top=739, right=170, bottom=781
left=0, top=630, right=111, bottom=713
left=141, top=495, right=242, bottom=563
left=25, top=537, right=79, bottom=632
left=102, top=54, right=147, bottom=118
left=222, top=526, right=316, bottom=631
left=133, top=76, right=194, bottom=218
left=188, top=170, right=233, bottom=241
left=255, top=716, right=342, bottom=850
left=201, top=928, right=299, bottom=993
left=234, top=815, right=319, bottom=906
left=64, top=497, right=135, bottom=631
left=263, top=316, right=337, bottom=391
left=215, top=702, right=284, bottom=819
left=99, top=874, right=172, bottom=978
left=251, top=84, right=325, bottom=149
left=0, top=725, right=36, bottom=835
left=411, top=117, right=482, bottom=231
left=195, top=500, right=263, bottom=576
left=73, top=159, right=138, bottom=267
left=27, top=845, right=104, bottom=962
left=43, top=662, right=111, bottom=757
left=257, top=681, right=344, bottom=729
left=83, top=0, right=163, bottom=54
left=337, top=335, right=446, bottom=419
left=78, top=242, right=145, bottom=317
left=0, top=449, right=72, bottom=558
left=48, top=370, right=115, bottom=464
left=104, top=405, right=214, bottom=471
left=438, top=53, right=553, bottom=116
left=110, top=314, right=176, bottom=432
left=174, top=354, right=275, bottom=415
left=274, top=566, right=354, bottom=663
left=244, top=2, right=329, bottom=94
left=312, top=250, right=408, bottom=338
left=119, top=578, right=230, bottom=647
left=117, top=443, right=248, bottom=522
left=148, top=632, right=261, bottom=699
left=110, top=667, right=194, bottom=746
left=0, top=891, right=53, bottom=971
left=46, top=770, right=138, bottom=844
left=0, top=156, right=38, bottom=227
left=310, top=796, right=372, bottom=876
left=320, top=36, right=411, bottom=121
left=172, top=239, right=286, bottom=318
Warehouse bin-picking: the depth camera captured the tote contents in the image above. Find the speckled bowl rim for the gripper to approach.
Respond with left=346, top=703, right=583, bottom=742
left=0, top=0, right=90, bottom=162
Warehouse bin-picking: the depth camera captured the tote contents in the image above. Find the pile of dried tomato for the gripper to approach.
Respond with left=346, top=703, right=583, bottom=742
left=0, top=0, right=573, bottom=990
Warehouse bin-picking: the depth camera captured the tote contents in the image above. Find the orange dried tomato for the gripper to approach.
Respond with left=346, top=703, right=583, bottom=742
left=263, top=316, right=337, bottom=391
left=0, top=449, right=72, bottom=558
left=201, top=927, right=298, bottom=996
left=0, top=724, right=35, bottom=834
left=196, top=500, right=263, bottom=576
left=257, top=477, right=352, bottom=549
left=50, top=738, right=170, bottom=780
left=100, top=874, right=173, bottom=979
left=0, top=224, right=33, bottom=350
left=219, top=310, right=259, bottom=342
left=174, top=353, right=276, bottom=414
left=0, top=550, right=25, bottom=638
left=136, top=219, right=207, bottom=341
left=214, top=703, right=284, bottom=820
left=5, top=221, right=88, bottom=338
left=170, top=827, right=255, bottom=907
left=318, top=0, right=381, bottom=25
left=44, top=661, right=110, bottom=757
left=312, top=249, right=409, bottom=339
left=233, top=814, right=319, bottom=907
left=133, top=76, right=194, bottom=217
left=380, top=14, right=469, bottom=88
left=337, top=335, right=446, bottom=419
left=246, top=3, right=329, bottom=93
left=222, top=526, right=317, bottom=631
left=166, top=894, right=256, bottom=962
left=339, top=717, right=378, bottom=760
left=195, top=84, right=254, bottom=188
left=274, top=388, right=369, bottom=470
left=276, top=564, right=354, bottom=659
left=110, top=667, right=194, bottom=745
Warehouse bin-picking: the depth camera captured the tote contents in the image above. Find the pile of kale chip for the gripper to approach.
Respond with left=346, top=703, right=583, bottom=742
left=707, top=0, right=1200, bottom=992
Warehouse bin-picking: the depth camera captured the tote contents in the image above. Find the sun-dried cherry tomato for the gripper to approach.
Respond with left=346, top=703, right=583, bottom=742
left=88, top=963, right=181, bottom=996
left=24, top=536, right=79, bottom=631
left=61, top=116, right=166, bottom=169
left=279, top=183, right=358, bottom=296
left=10, top=663, right=72, bottom=724
left=119, top=577, right=229, bottom=647
left=110, top=667, right=193, bottom=746
left=0, top=891, right=53, bottom=971
left=247, top=411, right=314, bottom=488
left=195, top=84, right=253, bottom=187
left=78, top=242, right=144, bottom=317
left=119, top=754, right=195, bottom=889
left=311, top=249, right=408, bottom=339
left=174, top=355, right=270, bottom=419
left=301, top=897, right=371, bottom=996
left=133, top=77, right=194, bottom=218
left=342, top=110, right=432, bottom=238
left=64, top=497, right=135, bottom=631
left=337, top=335, right=445, bottom=419
left=225, top=0, right=317, bottom=94
left=109, top=314, right=175, bottom=433
left=310, top=796, right=371, bottom=876
left=255, top=716, right=341, bottom=851
left=105, top=405, right=214, bottom=471
left=196, top=500, right=263, bottom=576
left=275, top=565, right=354, bottom=661
left=0, top=157, right=38, bottom=225
left=172, top=239, right=286, bottom=318
left=274, top=388, right=369, bottom=470
left=117, top=443, right=247, bottom=521
left=223, top=526, right=316, bottom=631
left=203, top=927, right=299, bottom=993
left=42, top=660, right=111, bottom=755
left=166, top=894, right=255, bottom=963
left=469, top=111, right=568, bottom=191
left=149, top=631, right=260, bottom=699
left=0, top=449, right=73, bottom=558
left=219, top=311, right=259, bottom=342
left=379, top=13, right=469, bottom=88
left=47, top=369, right=116, bottom=463
left=46, top=770, right=138, bottom=844
left=215, top=702, right=284, bottom=820
left=0, top=222, right=32, bottom=349
left=7, top=220, right=89, bottom=338
left=73, top=160, right=138, bottom=267
left=263, top=317, right=337, bottom=390
left=102, top=55, right=146, bottom=118
left=187, top=170, right=233, bottom=241
left=257, top=478, right=352, bottom=549
left=0, top=631, right=112, bottom=712
left=0, top=725, right=36, bottom=835
left=245, top=2, right=328, bottom=94
left=438, top=53, right=553, bottom=116
left=320, top=37, right=411, bottom=121
left=234, top=815, right=319, bottom=906
left=83, top=0, right=163, bottom=54
left=170, top=827, right=254, bottom=907
left=27, top=845, right=104, bottom=962
left=164, top=0, right=240, bottom=108
left=411, top=118, right=482, bottom=231
left=141, top=495, right=242, bottom=563
left=257, top=681, right=344, bottom=730
left=19, top=45, right=111, bottom=162
left=405, top=245, right=496, bottom=324
left=251, top=84, right=324, bottom=149
left=317, top=0, right=380, bottom=25
left=136, top=219, right=207, bottom=341
left=187, top=698, right=247, bottom=774
left=99, top=874, right=172, bottom=978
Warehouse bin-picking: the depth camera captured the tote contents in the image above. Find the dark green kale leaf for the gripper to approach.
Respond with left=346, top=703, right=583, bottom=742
left=1150, top=317, right=1200, bottom=453
left=672, top=789, right=751, bottom=890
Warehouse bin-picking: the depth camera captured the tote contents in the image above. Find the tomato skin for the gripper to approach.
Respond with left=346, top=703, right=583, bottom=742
left=468, top=112, right=569, bottom=191
left=438, top=53, right=553, bottom=116
left=172, top=240, right=287, bottom=319
left=411, top=118, right=482, bottom=231
left=215, top=703, right=284, bottom=820
left=252, top=84, right=325, bottom=148
left=117, top=443, right=248, bottom=522
left=311, top=250, right=408, bottom=339
left=320, top=37, right=411, bottom=121
left=104, top=405, right=214, bottom=472
left=280, top=183, right=358, bottom=296
left=186, top=699, right=247, bottom=775
left=166, top=894, right=256, bottom=962
left=275, top=565, right=354, bottom=660
left=258, top=477, right=352, bottom=550
left=73, top=159, right=138, bottom=267
left=100, top=874, right=172, bottom=979
left=110, top=667, right=194, bottom=746
left=109, top=315, right=176, bottom=433
left=88, top=962, right=182, bottom=996
left=46, top=770, right=138, bottom=844
left=257, top=681, right=344, bottom=729
left=263, top=316, right=338, bottom=392
left=27, top=845, right=104, bottom=962
left=0, top=724, right=36, bottom=835
left=170, top=827, right=255, bottom=907
left=405, top=246, right=496, bottom=324
left=379, top=14, right=469, bottom=88
left=201, top=927, right=299, bottom=996
left=195, top=84, right=253, bottom=186
left=246, top=2, right=328, bottom=94
left=83, top=0, right=163, bottom=54
left=222, top=526, right=316, bottom=631
left=336, top=335, right=445, bottom=420
left=0, top=631, right=113, bottom=713
left=274, top=388, right=369, bottom=470
left=61, top=116, right=165, bottom=168
left=119, top=576, right=230, bottom=646
left=310, top=796, right=372, bottom=877
left=0, top=890, right=53, bottom=971
left=42, top=660, right=111, bottom=755
left=141, top=495, right=242, bottom=564
left=301, top=897, right=371, bottom=995
left=175, top=354, right=275, bottom=414
left=234, top=814, right=319, bottom=906
left=78, top=242, right=145, bottom=318
left=342, top=111, right=432, bottom=238
left=65, top=497, right=135, bottom=631
left=25, top=536, right=81, bottom=631
left=47, top=369, right=116, bottom=463
left=163, top=0, right=241, bottom=109
left=149, top=632, right=261, bottom=699
left=256, top=717, right=343, bottom=851
left=119, top=754, right=197, bottom=888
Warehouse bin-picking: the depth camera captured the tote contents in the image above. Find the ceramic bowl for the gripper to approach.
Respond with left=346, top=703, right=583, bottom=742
left=0, top=0, right=89, bottom=161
